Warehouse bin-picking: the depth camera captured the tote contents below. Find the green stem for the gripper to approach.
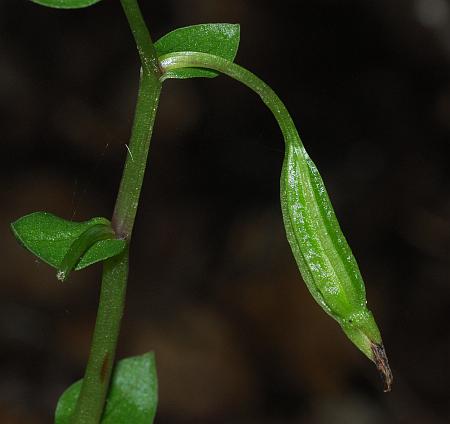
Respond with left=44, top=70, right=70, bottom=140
left=159, top=51, right=302, bottom=149
left=112, top=0, right=162, bottom=240
left=111, top=70, right=162, bottom=239
left=71, top=249, right=129, bottom=423
left=71, top=0, right=161, bottom=422
left=119, top=0, right=160, bottom=76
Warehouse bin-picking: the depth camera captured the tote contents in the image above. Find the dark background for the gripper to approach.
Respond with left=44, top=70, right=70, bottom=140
left=1, top=0, right=449, bottom=422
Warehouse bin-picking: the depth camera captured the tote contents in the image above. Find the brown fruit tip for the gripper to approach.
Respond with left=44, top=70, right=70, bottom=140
left=371, top=342, right=393, bottom=392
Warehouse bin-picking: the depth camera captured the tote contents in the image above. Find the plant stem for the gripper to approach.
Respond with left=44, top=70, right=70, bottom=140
left=119, top=0, right=160, bottom=76
left=71, top=249, right=129, bottom=423
left=159, top=51, right=301, bottom=149
left=112, top=0, right=162, bottom=240
left=71, top=0, right=161, bottom=422
left=111, top=70, right=162, bottom=239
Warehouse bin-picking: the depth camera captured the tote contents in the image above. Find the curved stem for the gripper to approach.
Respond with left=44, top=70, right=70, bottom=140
left=159, top=51, right=302, bottom=149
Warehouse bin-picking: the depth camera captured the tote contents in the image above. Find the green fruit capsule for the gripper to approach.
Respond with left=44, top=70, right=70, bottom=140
left=281, top=142, right=392, bottom=391
left=158, top=50, right=392, bottom=391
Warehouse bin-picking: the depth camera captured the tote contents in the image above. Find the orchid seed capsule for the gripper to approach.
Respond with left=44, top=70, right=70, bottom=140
left=158, top=51, right=393, bottom=390
left=281, top=142, right=392, bottom=391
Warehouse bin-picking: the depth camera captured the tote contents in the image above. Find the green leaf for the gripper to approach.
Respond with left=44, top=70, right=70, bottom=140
left=11, top=212, right=126, bottom=275
left=55, top=353, right=158, bottom=424
left=155, top=23, right=240, bottom=79
left=30, top=0, right=102, bottom=8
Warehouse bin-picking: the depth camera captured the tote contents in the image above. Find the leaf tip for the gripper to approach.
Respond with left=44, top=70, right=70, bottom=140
left=56, top=270, right=67, bottom=282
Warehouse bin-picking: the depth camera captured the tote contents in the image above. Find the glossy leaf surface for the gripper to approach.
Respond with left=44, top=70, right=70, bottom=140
left=11, top=212, right=126, bottom=273
left=30, top=0, right=102, bottom=8
left=155, top=23, right=240, bottom=79
left=55, top=353, right=158, bottom=424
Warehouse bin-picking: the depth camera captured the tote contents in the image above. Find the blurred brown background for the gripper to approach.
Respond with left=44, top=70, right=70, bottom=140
left=1, top=0, right=449, bottom=422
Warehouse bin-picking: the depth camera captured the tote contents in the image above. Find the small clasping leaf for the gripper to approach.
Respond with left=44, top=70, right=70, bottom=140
left=11, top=212, right=126, bottom=281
